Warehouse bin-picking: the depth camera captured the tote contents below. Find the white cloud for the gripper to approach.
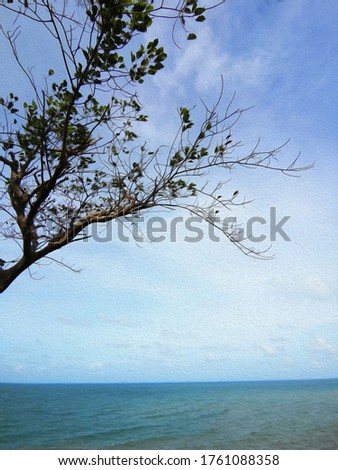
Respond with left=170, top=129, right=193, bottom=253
left=312, top=337, right=336, bottom=354
left=153, top=24, right=272, bottom=98
left=150, top=24, right=226, bottom=101
left=88, top=361, right=104, bottom=370
left=301, top=276, right=332, bottom=297
left=261, top=343, right=276, bottom=356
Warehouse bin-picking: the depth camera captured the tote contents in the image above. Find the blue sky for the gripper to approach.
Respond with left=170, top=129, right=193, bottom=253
left=0, top=0, right=337, bottom=383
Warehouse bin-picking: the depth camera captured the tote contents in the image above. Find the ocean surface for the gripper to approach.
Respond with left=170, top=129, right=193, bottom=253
left=0, top=379, right=337, bottom=449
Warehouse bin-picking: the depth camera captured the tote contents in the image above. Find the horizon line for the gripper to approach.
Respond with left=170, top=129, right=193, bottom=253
left=1, top=377, right=337, bottom=386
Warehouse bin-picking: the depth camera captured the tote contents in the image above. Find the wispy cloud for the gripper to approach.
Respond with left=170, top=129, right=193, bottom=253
left=261, top=343, right=276, bottom=356
left=312, top=337, right=336, bottom=355
left=88, top=361, right=104, bottom=370
left=301, top=276, right=332, bottom=297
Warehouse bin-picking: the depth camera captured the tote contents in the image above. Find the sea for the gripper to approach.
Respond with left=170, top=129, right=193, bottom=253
left=0, top=379, right=337, bottom=449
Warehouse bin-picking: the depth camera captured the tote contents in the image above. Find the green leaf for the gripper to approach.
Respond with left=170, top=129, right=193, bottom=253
left=187, top=33, right=197, bottom=40
left=195, top=8, right=206, bottom=16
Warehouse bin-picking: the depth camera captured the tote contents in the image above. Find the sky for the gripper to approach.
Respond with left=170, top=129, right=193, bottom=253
left=0, top=0, right=337, bottom=383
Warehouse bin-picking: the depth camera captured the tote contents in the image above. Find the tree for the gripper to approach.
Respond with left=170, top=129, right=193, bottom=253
left=0, top=0, right=309, bottom=293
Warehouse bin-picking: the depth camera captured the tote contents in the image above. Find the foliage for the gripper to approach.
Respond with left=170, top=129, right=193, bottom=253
left=0, top=0, right=308, bottom=293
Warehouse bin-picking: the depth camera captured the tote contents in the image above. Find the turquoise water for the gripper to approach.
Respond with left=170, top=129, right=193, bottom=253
left=0, top=379, right=337, bottom=449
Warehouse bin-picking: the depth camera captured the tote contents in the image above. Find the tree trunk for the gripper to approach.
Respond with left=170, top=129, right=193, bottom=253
left=0, top=257, right=32, bottom=294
